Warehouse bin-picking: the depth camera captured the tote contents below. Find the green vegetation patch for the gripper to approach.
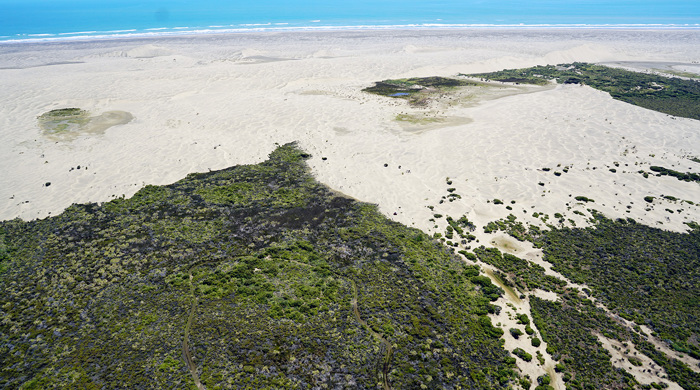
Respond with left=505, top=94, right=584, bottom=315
left=443, top=215, right=477, bottom=244
left=477, top=210, right=700, bottom=389
left=468, top=71, right=552, bottom=86
left=394, top=113, right=445, bottom=124
left=648, top=165, right=700, bottom=183
left=363, top=76, right=478, bottom=106
left=531, top=294, right=640, bottom=389
left=37, top=107, right=90, bottom=133
left=38, top=107, right=87, bottom=118
left=511, top=348, right=532, bottom=362
left=474, top=246, right=566, bottom=293
left=0, top=143, right=517, bottom=389
left=537, top=213, right=700, bottom=361
left=652, top=68, right=700, bottom=80
left=531, top=289, right=700, bottom=390
left=469, top=63, right=700, bottom=120
left=0, top=228, right=10, bottom=275
left=37, top=107, right=133, bottom=138
left=483, top=214, right=542, bottom=242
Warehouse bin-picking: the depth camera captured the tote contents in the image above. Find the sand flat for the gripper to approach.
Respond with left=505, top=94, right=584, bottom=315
left=1, top=29, right=699, bottom=234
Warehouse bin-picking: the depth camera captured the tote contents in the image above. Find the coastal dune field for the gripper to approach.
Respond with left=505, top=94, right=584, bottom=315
left=1, top=29, right=699, bottom=234
left=2, top=29, right=700, bottom=388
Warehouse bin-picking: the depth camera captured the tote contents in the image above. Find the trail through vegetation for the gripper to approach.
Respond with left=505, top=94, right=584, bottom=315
left=183, top=265, right=206, bottom=390
left=351, top=280, right=394, bottom=390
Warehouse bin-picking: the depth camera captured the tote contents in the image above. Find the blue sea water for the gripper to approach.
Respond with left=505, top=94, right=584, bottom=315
left=1, top=0, right=699, bottom=42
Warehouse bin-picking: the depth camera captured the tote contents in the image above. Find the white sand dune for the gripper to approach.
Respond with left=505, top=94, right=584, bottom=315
left=2, top=29, right=698, bottom=231
left=1, top=29, right=698, bottom=230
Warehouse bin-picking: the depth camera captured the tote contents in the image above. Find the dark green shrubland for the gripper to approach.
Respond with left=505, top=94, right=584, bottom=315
left=469, top=63, right=700, bottom=120
left=0, top=144, right=517, bottom=389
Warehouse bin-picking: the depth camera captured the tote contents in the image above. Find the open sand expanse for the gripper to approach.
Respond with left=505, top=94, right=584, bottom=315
left=1, top=29, right=699, bottom=235
left=2, top=29, right=700, bottom=387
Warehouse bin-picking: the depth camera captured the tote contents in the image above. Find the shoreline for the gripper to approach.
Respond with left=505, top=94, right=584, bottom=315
left=3, top=24, right=700, bottom=45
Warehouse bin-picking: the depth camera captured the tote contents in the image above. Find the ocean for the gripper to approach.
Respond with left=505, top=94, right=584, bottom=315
left=1, top=0, right=699, bottom=43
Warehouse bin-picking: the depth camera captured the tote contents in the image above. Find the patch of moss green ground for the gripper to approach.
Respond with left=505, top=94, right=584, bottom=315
left=37, top=108, right=90, bottom=134
left=0, top=143, right=515, bottom=389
